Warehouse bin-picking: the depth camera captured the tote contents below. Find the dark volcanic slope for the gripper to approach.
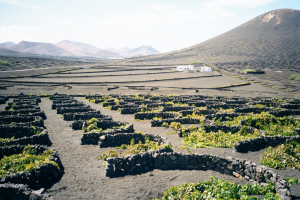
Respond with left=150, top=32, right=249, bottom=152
left=124, top=9, right=300, bottom=91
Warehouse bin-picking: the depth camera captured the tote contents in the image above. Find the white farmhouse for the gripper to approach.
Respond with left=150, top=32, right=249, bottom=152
left=176, top=65, right=194, bottom=72
left=201, top=66, right=213, bottom=72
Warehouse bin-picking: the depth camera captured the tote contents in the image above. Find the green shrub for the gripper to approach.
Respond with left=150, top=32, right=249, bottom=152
left=261, top=140, right=300, bottom=170
left=158, top=176, right=278, bottom=200
left=289, top=74, right=299, bottom=80
left=0, top=145, right=59, bottom=177
left=0, top=60, right=10, bottom=66
left=182, top=129, right=260, bottom=148
left=189, top=59, right=204, bottom=65
left=240, top=69, right=257, bottom=74
left=221, top=112, right=299, bottom=136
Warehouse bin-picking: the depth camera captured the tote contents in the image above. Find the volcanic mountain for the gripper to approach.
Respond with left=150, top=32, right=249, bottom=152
left=134, top=9, right=300, bottom=68
left=55, top=40, right=118, bottom=58
left=0, top=42, right=15, bottom=49
left=127, top=9, right=300, bottom=90
left=9, top=41, right=75, bottom=57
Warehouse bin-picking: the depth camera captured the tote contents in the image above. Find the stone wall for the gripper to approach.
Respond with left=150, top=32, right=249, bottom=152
left=162, top=106, right=194, bottom=112
left=0, top=115, right=44, bottom=127
left=268, top=109, right=300, bottom=117
left=52, top=103, right=84, bottom=109
left=233, top=135, right=300, bottom=153
left=0, top=125, right=44, bottom=139
left=72, top=119, right=114, bottom=130
left=81, top=123, right=134, bottom=145
left=105, top=152, right=291, bottom=199
left=0, top=183, right=54, bottom=200
left=151, top=118, right=201, bottom=127
left=134, top=112, right=178, bottom=120
left=57, top=106, right=93, bottom=114
left=99, top=132, right=171, bottom=148
left=120, top=108, right=142, bottom=115
left=110, top=104, right=139, bottom=111
left=0, top=145, right=62, bottom=190
left=5, top=104, right=37, bottom=111
left=0, top=132, right=51, bottom=147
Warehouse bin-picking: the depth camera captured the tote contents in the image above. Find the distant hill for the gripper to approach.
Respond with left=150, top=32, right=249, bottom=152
left=106, top=46, right=160, bottom=58
left=0, top=42, right=15, bottom=49
left=129, top=9, right=300, bottom=70
left=10, top=41, right=75, bottom=57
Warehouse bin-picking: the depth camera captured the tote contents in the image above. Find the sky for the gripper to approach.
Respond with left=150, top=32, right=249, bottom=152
left=0, top=0, right=299, bottom=53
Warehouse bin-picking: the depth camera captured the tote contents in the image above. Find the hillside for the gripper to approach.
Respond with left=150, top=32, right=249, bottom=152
left=124, top=9, right=300, bottom=92
left=10, top=41, right=75, bottom=57
left=0, top=42, right=15, bottom=48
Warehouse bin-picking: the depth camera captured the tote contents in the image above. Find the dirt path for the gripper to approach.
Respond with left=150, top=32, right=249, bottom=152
left=40, top=98, right=300, bottom=199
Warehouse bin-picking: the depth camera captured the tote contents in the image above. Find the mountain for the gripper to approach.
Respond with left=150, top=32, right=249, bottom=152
left=129, top=9, right=300, bottom=69
left=106, top=47, right=131, bottom=53
left=124, top=46, right=159, bottom=57
left=0, top=42, right=15, bottom=49
left=9, top=41, right=75, bottom=57
left=107, top=46, right=160, bottom=58
left=56, top=40, right=100, bottom=56
left=93, top=50, right=119, bottom=58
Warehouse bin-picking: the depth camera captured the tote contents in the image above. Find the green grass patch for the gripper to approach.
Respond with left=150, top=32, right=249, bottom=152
left=189, top=59, right=204, bottom=65
left=240, top=69, right=257, bottom=74
left=0, top=145, right=59, bottom=177
left=0, top=60, right=10, bottom=66
left=156, top=175, right=278, bottom=200
left=261, top=140, right=300, bottom=170
left=289, top=74, right=300, bottom=81
left=182, top=128, right=260, bottom=148
left=98, top=136, right=172, bottom=161
left=219, top=112, right=299, bottom=136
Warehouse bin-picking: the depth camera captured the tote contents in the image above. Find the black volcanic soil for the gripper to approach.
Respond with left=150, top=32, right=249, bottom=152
left=0, top=55, right=90, bottom=71
left=25, top=97, right=297, bottom=200
left=116, top=9, right=300, bottom=92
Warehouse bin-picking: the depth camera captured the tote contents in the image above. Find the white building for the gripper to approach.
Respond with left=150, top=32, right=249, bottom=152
left=201, top=67, right=213, bottom=72
left=176, top=65, right=194, bottom=72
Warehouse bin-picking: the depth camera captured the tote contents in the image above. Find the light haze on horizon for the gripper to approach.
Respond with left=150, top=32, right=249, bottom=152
left=0, top=0, right=299, bottom=53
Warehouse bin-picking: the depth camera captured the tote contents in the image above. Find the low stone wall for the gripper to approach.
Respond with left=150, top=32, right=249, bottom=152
left=0, top=132, right=51, bottom=147
left=63, top=111, right=108, bottom=121
left=8, top=101, right=37, bottom=106
left=72, top=119, right=113, bottom=130
left=151, top=118, right=201, bottom=127
left=0, top=183, right=54, bottom=200
left=234, top=107, right=272, bottom=113
left=16, top=97, right=41, bottom=103
left=187, top=101, right=206, bottom=107
left=1, top=108, right=42, bottom=116
left=52, top=103, right=84, bottom=109
left=99, top=132, right=171, bottom=148
left=0, top=125, right=44, bottom=139
left=81, top=123, right=134, bottom=145
left=5, top=104, right=37, bottom=111
left=233, top=135, right=300, bottom=153
left=105, top=152, right=291, bottom=199
left=0, top=145, right=62, bottom=190
left=12, top=99, right=39, bottom=104
left=204, top=113, right=243, bottom=121
left=179, top=109, right=217, bottom=116
left=280, top=104, right=300, bottom=109
left=120, top=108, right=142, bottom=114
left=57, top=106, right=93, bottom=114
left=268, top=109, right=300, bottom=117
left=52, top=99, right=77, bottom=104
left=0, top=115, right=44, bottom=126
left=162, top=106, right=194, bottom=112
left=134, top=112, right=178, bottom=120
left=0, top=97, right=6, bottom=104
left=110, top=104, right=139, bottom=111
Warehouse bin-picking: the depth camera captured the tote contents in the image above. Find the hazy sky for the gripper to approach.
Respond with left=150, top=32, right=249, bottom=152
left=0, top=0, right=299, bottom=53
